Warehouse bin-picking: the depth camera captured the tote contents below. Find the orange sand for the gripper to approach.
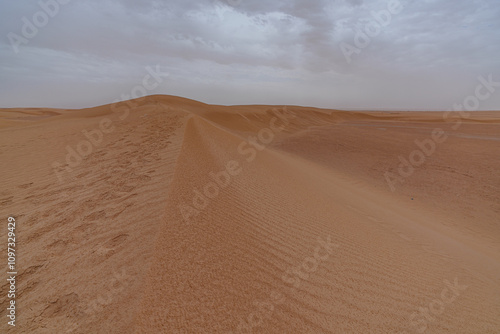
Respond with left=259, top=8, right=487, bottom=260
left=1, top=95, right=499, bottom=333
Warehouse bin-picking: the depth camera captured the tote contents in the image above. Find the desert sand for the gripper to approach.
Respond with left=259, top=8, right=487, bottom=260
left=0, top=95, right=499, bottom=333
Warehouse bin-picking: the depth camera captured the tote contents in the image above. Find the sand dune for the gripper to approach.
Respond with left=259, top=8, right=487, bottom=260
left=0, top=95, right=499, bottom=333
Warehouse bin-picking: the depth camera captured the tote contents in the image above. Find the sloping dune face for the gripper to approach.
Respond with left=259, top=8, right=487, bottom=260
left=0, top=96, right=499, bottom=333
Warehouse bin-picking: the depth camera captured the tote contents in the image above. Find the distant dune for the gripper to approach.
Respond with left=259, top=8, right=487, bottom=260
left=1, top=95, right=499, bottom=333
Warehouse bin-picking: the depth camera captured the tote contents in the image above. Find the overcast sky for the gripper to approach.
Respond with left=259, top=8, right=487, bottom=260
left=1, top=0, right=499, bottom=110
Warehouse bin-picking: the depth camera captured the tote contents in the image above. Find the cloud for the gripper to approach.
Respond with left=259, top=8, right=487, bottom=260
left=0, top=0, right=499, bottom=109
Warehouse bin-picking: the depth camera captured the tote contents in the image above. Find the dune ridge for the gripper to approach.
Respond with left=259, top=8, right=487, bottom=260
left=0, top=95, right=499, bottom=333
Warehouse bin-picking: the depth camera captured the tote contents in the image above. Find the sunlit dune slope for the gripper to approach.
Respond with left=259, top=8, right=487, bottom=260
left=0, top=95, right=499, bottom=333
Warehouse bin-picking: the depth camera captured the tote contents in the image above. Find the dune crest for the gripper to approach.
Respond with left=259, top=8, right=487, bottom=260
left=0, top=96, right=499, bottom=333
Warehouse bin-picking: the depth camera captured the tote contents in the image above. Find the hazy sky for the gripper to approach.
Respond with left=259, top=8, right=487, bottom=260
left=1, top=0, right=499, bottom=110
